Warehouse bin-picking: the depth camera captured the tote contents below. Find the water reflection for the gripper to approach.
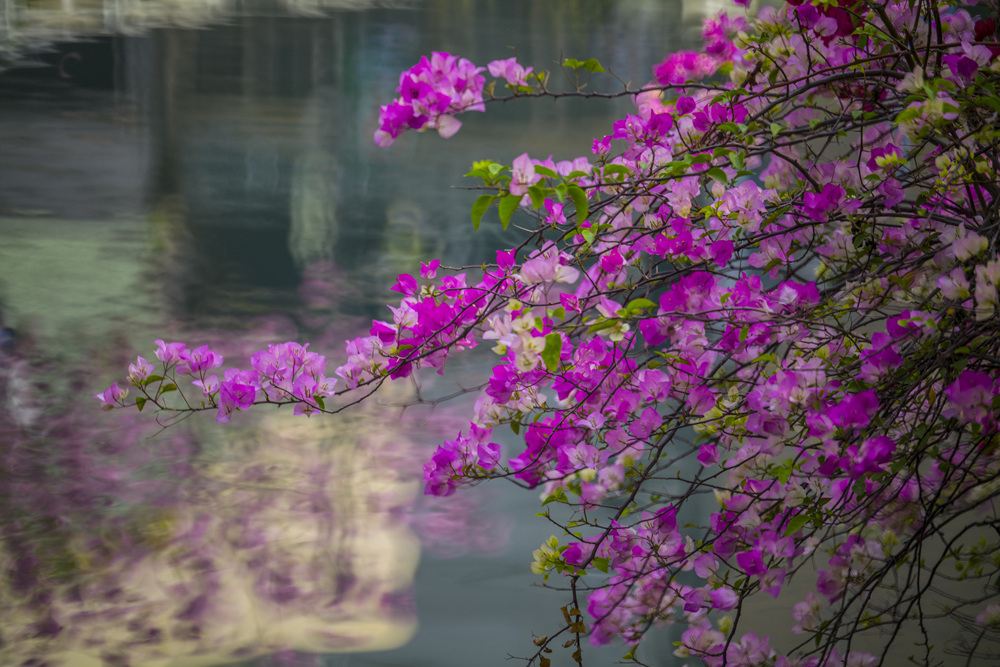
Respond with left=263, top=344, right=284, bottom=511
left=1, top=342, right=425, bottom=664
left=0, top=1, right=701, bottom=664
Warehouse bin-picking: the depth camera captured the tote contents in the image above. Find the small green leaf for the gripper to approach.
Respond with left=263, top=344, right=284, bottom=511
left=592, top=557, right=610, bottom=573
left=773, top=459, right=794, bottom=484
left=587, top=318, right=618, bottom=334
left=979, top=97, right=1000, bottom=114
left=510, top=420, right=520, bottom=435
left=705, top=167, right=728, bottom=184
left=160, top=383, right=177, bottom=395
left=567, top=185, right=589, bottom=222
left=895, top=106, right=921, bottom=124
left=625, top=297, right=656, bottom=313
left=498, top=193, right=521, bottom=229
left=471, top=194, right=496, bottom=230
left=142, top=374, right=164, bottom=386
left=135, top=396, right=147, bottom=412
left=563, top=57, right=604, bottom=73
left=466, top=159, right=505, bottom=179
left=784, top=514, right=810, bottom=537
left=527, top=184, right=548, bottom=210
left=541, top=333, right=563, bottom=372
left=534, top=165, right=559, bottom=179
left=603, top=164, right=632, bottom=178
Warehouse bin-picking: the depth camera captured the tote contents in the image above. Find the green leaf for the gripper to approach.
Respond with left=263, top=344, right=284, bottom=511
left=527, top=184, right=548, bottom=210
left=541, top=333, right=563, bottom=372
left=567, top=185, right=589, bottom=223
left=592, top=557, right=610, bottom=573
left=159, top=383, right=177, bottom=395
left=979, top=97, right=1000, bottom=114
left=773, top=460, right=794, bottom=484
left=314, top=395, right=325, bottom=410
left=587, top=318, right=618, bottom=334
left=785, top=513, right=809, bottom=537
left=135, top=396, right=147, bottom=412
left=470, top=194, right=496, bottom=230
left=603, top=164, right=632, bottom=178
left=705, top=167, right=728, bottom=184
left=534, top=165, right=559, bottom=179
left=563, top=57, right=604, bottom=72
left=541, top=488, right=567, bottom=506
left=498, top=193, right=521, bottom=229
left=895, top=106, right=922, bottom=124
left=466, top=159, right=505, bottom=179
left=510, top=420, right=520, bottom=435
left=142, top=374, right=163, bottom=387
left=625, top=298, right=656, bottom=313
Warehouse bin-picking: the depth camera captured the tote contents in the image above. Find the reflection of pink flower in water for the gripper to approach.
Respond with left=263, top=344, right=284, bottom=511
left=412, top=492, right=512, bottom=558
left=4, top=323, right=432, bottom=663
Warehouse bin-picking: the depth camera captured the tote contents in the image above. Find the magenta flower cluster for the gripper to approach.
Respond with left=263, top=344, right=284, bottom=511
left=102, top=339, right=337, bottom=423
left=374, top=52, right=486, bottom=147
left=374, top=51, right=577, bottom=147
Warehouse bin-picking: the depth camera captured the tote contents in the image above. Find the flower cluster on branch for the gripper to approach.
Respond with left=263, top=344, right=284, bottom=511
left=100, top=1, right=1000, bottom=665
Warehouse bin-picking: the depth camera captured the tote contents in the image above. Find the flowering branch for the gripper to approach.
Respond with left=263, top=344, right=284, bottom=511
left=98, top=1, right=1000, bottom=665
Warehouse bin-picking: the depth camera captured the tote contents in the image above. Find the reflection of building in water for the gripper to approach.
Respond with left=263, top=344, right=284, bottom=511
left=3, top=0, right=704, bottom=323
left=0, top=0, right=412, bottom=62
left=140, top=10, right=485, bottom=318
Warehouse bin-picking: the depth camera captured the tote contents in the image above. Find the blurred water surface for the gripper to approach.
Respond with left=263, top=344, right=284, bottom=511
left=0, top=2, right=706, bottom=664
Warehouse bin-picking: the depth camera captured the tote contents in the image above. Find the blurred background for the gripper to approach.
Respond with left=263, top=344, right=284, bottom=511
left=0, top=1, right=713, bottom=664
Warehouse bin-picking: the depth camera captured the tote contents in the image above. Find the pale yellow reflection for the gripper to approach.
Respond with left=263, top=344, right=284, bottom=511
left=0, top=393, right=422, bottom=666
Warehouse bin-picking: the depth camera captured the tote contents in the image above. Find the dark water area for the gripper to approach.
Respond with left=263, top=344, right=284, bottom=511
left=0, top=1, right=709, bottom=665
